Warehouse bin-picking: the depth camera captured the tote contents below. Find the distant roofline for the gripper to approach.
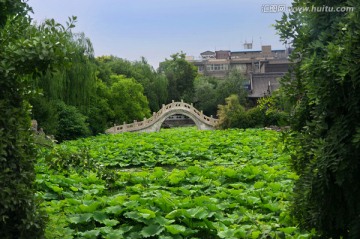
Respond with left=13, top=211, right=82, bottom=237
left=232, top=50, right=261, bottom=53
left=232, top=49, right=286, bottom=53
left=200, top=49, right=287, bottom=55
left=200, top=51, right=215, bottom=55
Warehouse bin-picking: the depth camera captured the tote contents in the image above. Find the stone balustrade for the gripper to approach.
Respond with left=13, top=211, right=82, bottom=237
left=106, top=100, right=218, bottom=134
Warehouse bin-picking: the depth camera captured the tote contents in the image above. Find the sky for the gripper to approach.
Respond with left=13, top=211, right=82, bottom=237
left=28, top=0, right=293, bottom=68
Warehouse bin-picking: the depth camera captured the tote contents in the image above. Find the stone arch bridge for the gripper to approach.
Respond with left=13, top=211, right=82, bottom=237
left=106, top=100, right=218, bottom=134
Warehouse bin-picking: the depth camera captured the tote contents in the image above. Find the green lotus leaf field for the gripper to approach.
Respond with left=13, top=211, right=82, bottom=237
left=35, top=127, right=313, bottom=238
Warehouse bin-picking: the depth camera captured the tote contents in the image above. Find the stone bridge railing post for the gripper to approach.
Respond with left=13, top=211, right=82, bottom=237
left=106, top=100, right=219, bottom=134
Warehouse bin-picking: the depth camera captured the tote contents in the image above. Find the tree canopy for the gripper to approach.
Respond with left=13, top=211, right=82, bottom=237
left=108, top=75, right=151, bottom=124
left=159, top=52, right=197, bottom=103
left=0, top=1, right=79, bottom=237
left=194, top=70, right=248, bottom=116
left=96, top=55, right=168, bottom=112
left=276, top=0, right=360, bottom=237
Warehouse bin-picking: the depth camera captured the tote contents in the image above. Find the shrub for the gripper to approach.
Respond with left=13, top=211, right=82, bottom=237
left=54, top=102, right=91, bottom=142
left=246, top=107, right=266, bottom=128
left=217, top=95, right=247, bottom=129
left=217, top=95, right=288, bottom=129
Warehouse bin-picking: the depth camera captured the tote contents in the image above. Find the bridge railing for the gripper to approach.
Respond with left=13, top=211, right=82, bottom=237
left=106, top=100, right=218, bottom=134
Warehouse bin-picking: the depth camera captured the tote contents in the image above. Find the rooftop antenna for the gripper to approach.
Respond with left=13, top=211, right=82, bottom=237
left=243, top=38, right=253, bottom=49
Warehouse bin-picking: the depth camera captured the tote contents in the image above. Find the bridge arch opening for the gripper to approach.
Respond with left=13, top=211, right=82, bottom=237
left=161, top=114, right=195, bottom=129
left=156, top=111, right=203, bottom=131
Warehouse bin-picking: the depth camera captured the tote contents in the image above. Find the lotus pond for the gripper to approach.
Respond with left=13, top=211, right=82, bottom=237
left=35, top=127, right=313, bottom=238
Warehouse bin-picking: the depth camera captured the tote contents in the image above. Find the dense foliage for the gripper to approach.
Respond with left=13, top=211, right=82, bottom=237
left=31, top=53, right=156, bottom=138
left=193, top=70, right=249, bottom=116
left=0, top=1, right=77, bottom=237
left=217, top=94, right=288, bottom=129
left=108, top=75, right=151, bottom=124
left=34, top=31, right=96, bottom=110
left=96, top=56, right=168, bottom=113
left=276, top=0, right=360, bottom=237
left=54, top=101, right=92, bottom=142
left=36, top=128, right=313, bottom=238
left=159, top=52, right=198, bottom=103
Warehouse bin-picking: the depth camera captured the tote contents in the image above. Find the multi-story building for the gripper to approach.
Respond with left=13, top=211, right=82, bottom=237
left=187, top=45, right=292, bottom=99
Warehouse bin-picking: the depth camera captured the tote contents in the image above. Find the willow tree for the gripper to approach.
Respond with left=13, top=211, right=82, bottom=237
left=30, top=29, right=97, bottom=137
left=276, top=0, right=360, bottom=237
left=35, top=31, right=96, bottom=112
left=0, top=0, right=78, bottom=237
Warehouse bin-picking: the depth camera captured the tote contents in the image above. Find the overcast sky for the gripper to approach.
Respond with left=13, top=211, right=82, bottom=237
left=28, top=0, right=293, bottom=68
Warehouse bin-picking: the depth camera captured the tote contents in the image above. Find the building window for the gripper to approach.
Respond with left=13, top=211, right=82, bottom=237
left=206, top=64, right=229, bottom=71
